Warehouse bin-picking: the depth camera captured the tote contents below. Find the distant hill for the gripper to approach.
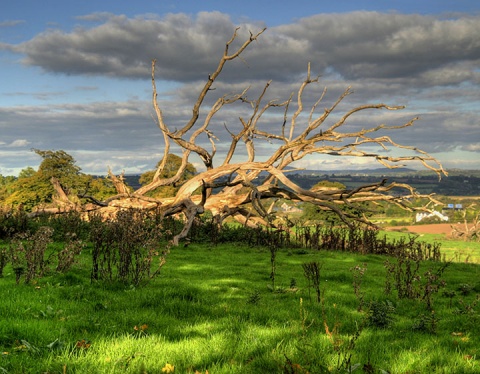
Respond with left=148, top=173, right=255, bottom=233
left=106, top=168, right=480, bottom=197
left=286, top=168, right=480, bottom=178
left=121, top=175, right=142, bottom=190
left=292, top=167, right=417, bottom=176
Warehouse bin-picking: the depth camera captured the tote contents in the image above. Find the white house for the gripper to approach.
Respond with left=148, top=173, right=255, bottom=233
left=415, top=211, right=449, bottom=223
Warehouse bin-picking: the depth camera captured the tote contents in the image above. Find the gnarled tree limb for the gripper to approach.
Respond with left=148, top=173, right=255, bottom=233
left=48, top=27, right=446, bottom=244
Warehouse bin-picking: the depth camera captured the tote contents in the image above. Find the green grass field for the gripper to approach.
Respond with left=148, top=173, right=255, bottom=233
left=1, top=242, right=479, bottom=373
left=380, top=230, right=480, bottom=264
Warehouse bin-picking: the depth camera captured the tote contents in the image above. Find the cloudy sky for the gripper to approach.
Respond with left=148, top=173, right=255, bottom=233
left=1, top=0, right=479, bottom=177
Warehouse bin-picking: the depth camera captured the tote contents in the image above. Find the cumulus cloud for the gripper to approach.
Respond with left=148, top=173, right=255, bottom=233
left=273, top=12, right=480, bottom=83
left=8, top=139, right=30, bottom=147
left=7, top=11, right=480, bottom=88
left=0, top=99, right=153, bottom=153
left=12, top=12, right=253, bottom=81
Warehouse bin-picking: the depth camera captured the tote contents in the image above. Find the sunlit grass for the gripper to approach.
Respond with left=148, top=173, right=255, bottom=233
left=381, top=230, right=480, bottom=263
left=0, top=243, right=479, bottom=373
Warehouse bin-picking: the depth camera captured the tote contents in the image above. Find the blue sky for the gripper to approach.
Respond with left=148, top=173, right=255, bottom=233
left=1, top=0, right=479, bottom=176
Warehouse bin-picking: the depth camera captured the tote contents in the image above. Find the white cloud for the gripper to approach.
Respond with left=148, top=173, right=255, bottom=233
left=8, top=139, right=30, bottom=147
left=462, top=144, right=480, bottom=152
left=8, top=11, right=478, bottom=87
left=0, top=20, right=25, bottom=27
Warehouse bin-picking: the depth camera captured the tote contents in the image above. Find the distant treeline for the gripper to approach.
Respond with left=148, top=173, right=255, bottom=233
left=115, top=170, right=480, bottom=196
left=288, top=173, right=480, bottom=196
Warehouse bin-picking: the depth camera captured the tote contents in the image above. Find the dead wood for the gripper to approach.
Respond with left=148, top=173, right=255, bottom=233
left=49, top=28, right=446, bottom=245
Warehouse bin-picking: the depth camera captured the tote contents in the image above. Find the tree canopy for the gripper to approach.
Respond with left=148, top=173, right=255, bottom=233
left=1, top=150, right=115, bottom=211
left=139, top=153, right=197, bottom=198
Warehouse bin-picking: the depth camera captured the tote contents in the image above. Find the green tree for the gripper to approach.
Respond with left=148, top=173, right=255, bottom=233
left=18, top=167, right=36, bottom=179
left=302, top=180, right=347, bottom=223
left=311, top=180, right=346, bottom=191
left=0, top=174, right=17, bottom=205
left=33, top=149, right=81, bottom=191
left=3, top=173, right=48, bottom=210
left=80, top=175, right=117, bottom=201
left=139, top=154, right=196, bottom=198
left=3, top=150, right=115, bottom=211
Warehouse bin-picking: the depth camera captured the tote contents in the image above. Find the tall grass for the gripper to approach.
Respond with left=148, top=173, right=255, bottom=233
left=1, top=243, right=479, bottom=373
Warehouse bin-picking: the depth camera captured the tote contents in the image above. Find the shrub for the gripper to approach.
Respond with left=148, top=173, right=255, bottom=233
left=89, top=209, right=168, bottom=286
left=366, top=300, right=396, bottom=328
left=9, top=226, right=54, bottom=283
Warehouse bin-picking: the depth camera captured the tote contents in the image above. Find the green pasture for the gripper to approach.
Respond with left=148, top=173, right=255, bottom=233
left=382, top=230, right=480, bottom=264
left=1, top=243, right=479, bottom=373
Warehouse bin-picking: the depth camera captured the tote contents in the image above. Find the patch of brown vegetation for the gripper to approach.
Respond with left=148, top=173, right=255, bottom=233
left=387, top=223, right=475, bottom=238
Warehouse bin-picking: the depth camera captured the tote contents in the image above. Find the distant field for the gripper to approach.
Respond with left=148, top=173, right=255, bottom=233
left=384, top=223, right=480, bottom=263
left=387, top=223, right=454, bottom=236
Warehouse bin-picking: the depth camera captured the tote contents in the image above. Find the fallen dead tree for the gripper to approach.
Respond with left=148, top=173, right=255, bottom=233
left=48, top=28, right=446, bottom=245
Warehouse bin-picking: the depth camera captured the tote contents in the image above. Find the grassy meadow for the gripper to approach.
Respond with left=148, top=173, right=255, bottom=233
left=381, top=230, right=480, bottom=264
left=1, top=241, right=480, bottom=373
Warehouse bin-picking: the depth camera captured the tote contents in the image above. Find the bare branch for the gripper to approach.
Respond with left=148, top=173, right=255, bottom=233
left=48, top=28, right=448, bottom=245
left=176, top=27, right=266, bottom=138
